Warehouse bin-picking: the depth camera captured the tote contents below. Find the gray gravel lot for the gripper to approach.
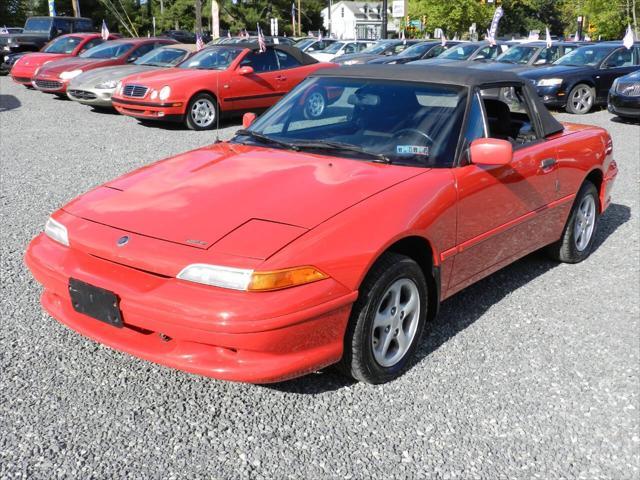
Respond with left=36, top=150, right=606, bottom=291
left=1, top=77, right=639, bottom=479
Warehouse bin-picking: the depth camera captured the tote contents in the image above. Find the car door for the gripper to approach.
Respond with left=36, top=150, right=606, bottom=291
left=596, top=47, right=638, bottom=100
left=274, top=49, right=304, bottom=93
left=449, top=87, right=560, bottom=291
left=229, top=48, right=282, bottom=110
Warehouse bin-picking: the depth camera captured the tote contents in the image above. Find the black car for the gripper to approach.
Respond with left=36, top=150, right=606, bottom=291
left=332, top=39, right=422, bottom=65
left=520, top=42, right=640, bottom=114
left=367, top=41, right=461, bottom=64
left=0, top=16, right=94, bottom=55
left=608, top=69, right=640, bottom=119
left=161, top=30, right=197, bottom=44
left=410, top=41, right=510, bottom=66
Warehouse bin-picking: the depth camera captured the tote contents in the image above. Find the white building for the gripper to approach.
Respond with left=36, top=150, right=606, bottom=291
left=320, top=1, right=396, bottom=40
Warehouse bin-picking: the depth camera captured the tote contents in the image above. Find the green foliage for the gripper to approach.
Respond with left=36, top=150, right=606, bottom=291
left=409, top=0, right=493, bottom=37
left=559, top=0, right=637, bottom=39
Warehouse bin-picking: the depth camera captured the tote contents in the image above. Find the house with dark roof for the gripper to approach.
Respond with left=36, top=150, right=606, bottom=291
left=321, top=1, right=396, bottom=40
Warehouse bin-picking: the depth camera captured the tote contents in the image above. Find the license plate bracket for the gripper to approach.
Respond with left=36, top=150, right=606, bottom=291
left=68, top=278, right=123, bottom=328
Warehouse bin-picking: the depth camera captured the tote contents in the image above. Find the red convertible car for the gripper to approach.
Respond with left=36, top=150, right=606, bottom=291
left=25, top=66, right=617, bottom=384
left=111, top=43, right=335, bottom=130
left=10, top=32, right=118, bottom=87
left=31, top=37, right=176, bottom=95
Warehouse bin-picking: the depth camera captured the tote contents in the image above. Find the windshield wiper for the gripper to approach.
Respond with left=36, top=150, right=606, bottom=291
left=234, top=129, right=300, bottom=151
left=291, top=140, right=391, bottom=163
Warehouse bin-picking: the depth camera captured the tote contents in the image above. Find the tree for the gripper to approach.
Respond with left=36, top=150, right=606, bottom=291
left=409, top=0, right=493, bottom=38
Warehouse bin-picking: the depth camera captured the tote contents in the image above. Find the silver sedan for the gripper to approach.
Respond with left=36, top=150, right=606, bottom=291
left=67, top=44, right=196, bottom=108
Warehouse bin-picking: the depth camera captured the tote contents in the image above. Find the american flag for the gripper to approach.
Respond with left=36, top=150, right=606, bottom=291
left=196, top=33, right=205, bottom=51
left=400, top=29, right=405, bottom=45
left=441, top=33, right=446, bottom=47
left=101, top=20, right=109, bottom=41
left=257, top=24, right=266, bottom=53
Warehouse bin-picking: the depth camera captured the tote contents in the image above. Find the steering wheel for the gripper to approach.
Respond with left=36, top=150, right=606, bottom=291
left=395, top=128, right=434, bottom=145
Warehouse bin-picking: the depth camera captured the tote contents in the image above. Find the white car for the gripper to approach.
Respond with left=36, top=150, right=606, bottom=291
left=309, top=40, right=374, bottom=62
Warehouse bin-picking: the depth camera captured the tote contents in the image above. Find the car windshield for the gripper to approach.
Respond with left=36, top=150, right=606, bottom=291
left=179, top=46, right=242, bottom=69
left=295, top=39, right=315, bottom=49
left=321, top=42, right=345, bottom=54
left=438, top=44, right=478, bottom=60
left=43, top=36, right=82, bottom=54
left=554, top=46, right=612, bottom=66
left=80, top=42, right=133, bottom=59
left=497, top=45, right=537, bottom=64
left=23, top=18, right=52, bottom=33
left=136, top=47, right=190, bottom=66
left=397, top=42, right=432, bottom=57
left=233, top=77, right=466, bottom=168
left=362, top=42, right=393, bottom=54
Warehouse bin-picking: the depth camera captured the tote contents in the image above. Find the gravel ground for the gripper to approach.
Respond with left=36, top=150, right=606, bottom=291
left=1, top=77, right=639, bottom=480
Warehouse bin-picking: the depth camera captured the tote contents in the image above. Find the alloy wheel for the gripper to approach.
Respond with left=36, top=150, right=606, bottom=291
left=191, top=99, right=216, bottom=128
left=574, top=194, right=596, bottom=251
left=570, top=86, right=593, bottom=114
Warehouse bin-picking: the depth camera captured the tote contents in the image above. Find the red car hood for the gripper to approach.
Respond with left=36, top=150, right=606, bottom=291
left=39, top=57, right=118, bottom=75
left=120, top=67, right=214, bottom=87
left=63, top=142, right=425, bottom=249
left=17, top=52, right=72, bottom=68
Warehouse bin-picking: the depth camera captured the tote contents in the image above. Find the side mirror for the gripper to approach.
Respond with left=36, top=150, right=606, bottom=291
left=242, top=112, right=256, bottom=129
left=238, top=65, right=254, bottom=75
left=127, top=56, right=137, bottom=63
left=469, top=138, right=513, bottom=166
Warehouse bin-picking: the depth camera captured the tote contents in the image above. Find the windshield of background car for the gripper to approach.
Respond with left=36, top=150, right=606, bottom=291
left=497, top=45, right=537, bottom=64
left=24, top=18, right=52, bottom=32
left=362, top=42, right=392, bottom=54
left=80, top=42, right=133, bottom=59
left=438, top=44, right=478, bottom=60
left=136, top=47, right=189, bottom=66
left=236, top=77, right=466, bottom=168
left=295, top=39, right=315, bottom=49
left=554, top=46, right=613, bottom=66
left=179, top=47, right=242, bottom=69
left=322, top=42, right=345, bottom=54
left=43, top=35, right=82, bottom=54
left=398, top=42, right=431, bottom=57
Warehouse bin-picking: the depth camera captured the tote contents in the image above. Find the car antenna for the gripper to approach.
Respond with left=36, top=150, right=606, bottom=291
left=214, top=57, right=221, bottom=143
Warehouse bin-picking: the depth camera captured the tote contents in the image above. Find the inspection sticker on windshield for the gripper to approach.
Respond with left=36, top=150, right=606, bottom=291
left=396, top=145, right=429, bottom=156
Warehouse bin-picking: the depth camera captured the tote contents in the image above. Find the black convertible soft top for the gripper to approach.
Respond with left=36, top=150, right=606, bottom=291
left=314, top=64, right=564, bottom=137
left=219, top=42, right=318, bottom=66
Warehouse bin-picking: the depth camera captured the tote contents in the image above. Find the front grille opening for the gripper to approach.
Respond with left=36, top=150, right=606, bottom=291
left=123, top=84, right=148, bottom=98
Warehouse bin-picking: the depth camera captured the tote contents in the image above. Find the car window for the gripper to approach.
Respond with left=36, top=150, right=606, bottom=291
left=439, top=44, right=478, bottom=60
left=604, top=48, right=634, bottom=68
left=480, top=86, right=539, bottom=146
left=53, top=19, right=72, bottom=34
left=635, top=46, right=640, bottom=65
left=81, top=42, right=134, bottom=59
left=23, top=18, right=52, bottom=33
left=78, top=38, right=103, bottom=54
left=43, top=35, right=83, bottom=54
left=344, top=43, right=357, bottom=54
left=180, top=47, right=243, bottom=70
left=240, top=49, right=279, bottom=72
left=424, top=45, right=445, bottom=58
left=244, top=77, right=467, bottom=168
left=498, top=46, right=537, bottom=64
left=275, top=50, right=301, bottom=69
left=130, top=43, right=155, bottom=61
left=464, top=93, right=486, bottom=147
left=136, top=47, right=189, bottom=66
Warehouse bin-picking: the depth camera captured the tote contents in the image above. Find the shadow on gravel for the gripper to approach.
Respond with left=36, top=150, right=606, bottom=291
left=90, top=106, right=120, bottom=116
left=611, top=116, right=639, bottom=125
left=267, top=203, right=631, bottom=395
left=135, top=117, right=242, bottom=131
left=0, top=94, right=21, bottom=112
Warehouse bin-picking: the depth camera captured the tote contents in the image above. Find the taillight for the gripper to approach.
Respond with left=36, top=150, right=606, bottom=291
left=605, top=136, right=613, bottom=156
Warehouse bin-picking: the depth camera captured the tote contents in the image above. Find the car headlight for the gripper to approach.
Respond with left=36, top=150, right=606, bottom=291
left=44, top=217, right=69, bottom=246
left=159, top=85, right=171, bottom=101
left=387, top=60, right=398, bottom=64
left=150, top=89, right=158, bottom=100
left=95, top=79, right=118, bottom=89
left=537, top=78, right=563, bottom=87
left=60, top=69, right=83, bottom=80
left=115, top=81, right=123, bottom=94
left=3, top=55, right=8, bottom=62
left=177, top=264, right=328, bottom=291
left=342, top=60, right=360, bottom=65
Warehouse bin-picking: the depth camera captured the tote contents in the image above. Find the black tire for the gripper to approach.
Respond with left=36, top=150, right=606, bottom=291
left=185, top=93, right=219, bottom=131
left=337, top=252, right=429, bottom=384
left=565, top=83, right=595, bottom=114
left=547, top=181, right=600, bottom=263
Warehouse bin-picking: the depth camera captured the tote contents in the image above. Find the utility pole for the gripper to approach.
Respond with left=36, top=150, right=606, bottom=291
left=71, top=0, right=81, bottom=17
left=328, top=0, right=332, bottom=37
left=195, top=0, right=202, bottom=34
left=212, top=0, right=219, bottom=38
left=298, top=0, right=302, bottom=36
left=381, top=0, right=387, bottom=38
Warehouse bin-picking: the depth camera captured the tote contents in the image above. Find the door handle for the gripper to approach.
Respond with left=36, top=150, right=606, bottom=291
left=276, top=75, right=287, bottom=81
left=539, top=158, right=557, bottom=171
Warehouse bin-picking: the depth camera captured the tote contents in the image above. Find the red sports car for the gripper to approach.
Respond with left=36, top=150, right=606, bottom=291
left=31, top=37, right=176, bottom=95
left=110, top=43, right=336, bottom=130
left=9, top=33, right=119, bottom=87
left=25, top=66, right=617, bottom=384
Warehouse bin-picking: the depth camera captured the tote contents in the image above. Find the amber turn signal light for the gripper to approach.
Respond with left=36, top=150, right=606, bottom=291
left=248, top=266, right=328, bottom=292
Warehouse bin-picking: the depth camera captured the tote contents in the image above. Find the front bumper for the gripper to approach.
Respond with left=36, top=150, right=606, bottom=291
left=112, top=96, right=186, bottom=121
left=32, top=74, right=70, bottom=93
left=25, top=233, right=356, bottom=383
left=607, top=91, right=640, bottom=119
left=534, top=85, right=567, bottom=107
left=67, top=87, right=115, bottom=107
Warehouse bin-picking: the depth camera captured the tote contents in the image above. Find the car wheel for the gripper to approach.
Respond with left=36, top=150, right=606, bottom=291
left=185, top=93, right=218, bottom=131
left=338, top=252, right=429, bottom=384
left=547, top=181, right=599, bottom=263
left=303, top=90, right=326, bottom=119
left=566, top=84, right=595, bottom=114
